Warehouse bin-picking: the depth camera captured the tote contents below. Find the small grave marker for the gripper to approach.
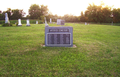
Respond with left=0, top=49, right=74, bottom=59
left=36, top=21, right=38, bottom=24
left=26, top=19, right=30, bottom=26
left=18, top=19, right=22, bottom=26
left=50, top=18, right=52, bottom=23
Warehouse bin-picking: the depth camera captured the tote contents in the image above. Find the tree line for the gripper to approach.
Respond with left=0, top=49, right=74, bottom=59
left=0, top=3, right=120, bottom=23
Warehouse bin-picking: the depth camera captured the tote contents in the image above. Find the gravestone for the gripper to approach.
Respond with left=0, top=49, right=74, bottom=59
left=5, top=13, right=10, bottom=24
left=26, top=19, right=30, bottom=26
left=85, top=22, right=87, bottom=25
left=18, top=19, right=22, bottom=26
left=61, top=20, right=65, bottom=25
left=44, top=17, right=49, bottom=27
left=57, top=19, right=65, bottom=25
left=45, top=27, right=73, bottom=47
left=57, top=19, right=61, bottom=25
left=36, top=21, right=38, bottom=24
left=50, top=18, right=52, bottom=23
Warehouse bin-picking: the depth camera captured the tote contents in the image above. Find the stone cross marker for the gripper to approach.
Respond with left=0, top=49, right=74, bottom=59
left=18, top=19, right=22, bottom=26
left=26, top=19, right=30, bottom=26
left=5, top=13, right=10, bottom=24
left=44, top=17, right=49, bottom=27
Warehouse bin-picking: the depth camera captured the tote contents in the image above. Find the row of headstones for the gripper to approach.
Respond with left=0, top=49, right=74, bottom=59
left=5, top=13, right=64, bottom=26
left=18, top=19, right=31, bottom=26
left=5, top=13, right=37, bottom=26
left=44, top=17, right=65, bottom=27
left=18, top=18, right=54, bottom=26
left=85, top=22, right=89, bottom=25
left=17, top=19, right=39, bottom=26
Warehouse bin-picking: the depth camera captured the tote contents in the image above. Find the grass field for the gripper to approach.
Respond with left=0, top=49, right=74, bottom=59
left=0, top=23, right=120, bottom=76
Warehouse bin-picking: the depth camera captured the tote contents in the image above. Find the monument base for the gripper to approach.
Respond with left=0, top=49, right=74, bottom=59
left=26, top=25, right=30, bottom=26
left=41, top=44, right=76, bottom=48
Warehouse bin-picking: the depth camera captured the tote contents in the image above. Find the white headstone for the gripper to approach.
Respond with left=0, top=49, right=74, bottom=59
left=50, top=18, right=52, bottom=23
left=26, top=19, right=30, bottom=26
left=5, top=13, right=10, bottom=24
left=36, top=21, right=38, bottom=24
left=18, top=19, right=22, bottom=26
left=85, top=22, right=87, bottom=25
left=57, top=19, right=65, bottom=25
left=44, top=17, right=49, bottom=27
left=57, top=19, right=61, bottom=25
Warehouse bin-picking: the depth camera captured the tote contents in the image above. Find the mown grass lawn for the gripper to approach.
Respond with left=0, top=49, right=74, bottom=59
left=0, top=23, right=120, bottom=76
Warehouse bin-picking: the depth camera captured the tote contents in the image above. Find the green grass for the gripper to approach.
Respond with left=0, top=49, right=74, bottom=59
left=0, top=23, right=120, bottom=76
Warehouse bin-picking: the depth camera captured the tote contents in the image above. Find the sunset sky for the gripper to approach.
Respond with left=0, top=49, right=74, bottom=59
left=0, top=0, right=120, bottom=16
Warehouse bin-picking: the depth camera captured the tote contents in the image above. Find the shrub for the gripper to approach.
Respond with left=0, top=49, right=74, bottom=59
left=15, top=22, right=18, bottom=26
left=0, top=20, right=4, bottom=24
left=2, top=23, right=12, bottom=27
left=39, top=21, right=43, bottom=24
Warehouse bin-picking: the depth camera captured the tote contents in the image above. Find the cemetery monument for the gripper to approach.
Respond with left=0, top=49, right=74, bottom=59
left=5, top=13, right=10, bottom=24
left=18, top=19, right=22, bottom=26
left=50, top=18, right=52, bottom=23
left=85, top=22, right=87, bottom=25
left=44, top=17, right=49, bottom=27
left=36, top=21, right=38, bottom=24
left=57, top=19, right=61, bottom=25
left=57, top=19, right=65, bottom=25
left=26, top=19, right=30, bottom=26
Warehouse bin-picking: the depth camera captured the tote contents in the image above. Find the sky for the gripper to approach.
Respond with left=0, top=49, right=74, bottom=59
left=0, top=0, right=120, bottom=16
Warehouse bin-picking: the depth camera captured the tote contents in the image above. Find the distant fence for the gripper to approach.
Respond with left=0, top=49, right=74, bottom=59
left=0, top=20, right=43, bottom=24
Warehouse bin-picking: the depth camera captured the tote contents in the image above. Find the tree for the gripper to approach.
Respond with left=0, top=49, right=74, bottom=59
left=29, top=4, right=41, bottom=19
left=52, top=14, right=58, bottom=22
left=112, top=8, right=120, bottom=23
left=63, top=14, right=79, bottom=22
left=29, top=4, right=49, bottom=19
left=0, top=10, right=2, bottom=14
left=101, top=6, right=112, bottom=23
left=80, top=11, right=88, bottom=22
left=40, top=5, right=48, bottom=16
left=11, top=9, right=26, bottom=19
left=2, top=8, right=26, bottom=20
left=0, top=10, right=4, bottom=20
left=39, top=5, right=49, bottom=21
left=85, top=3, right=100, bottom=22
left=63, top=14, right=70, bottom=22
left=85, top=3, right=112, bottom=23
